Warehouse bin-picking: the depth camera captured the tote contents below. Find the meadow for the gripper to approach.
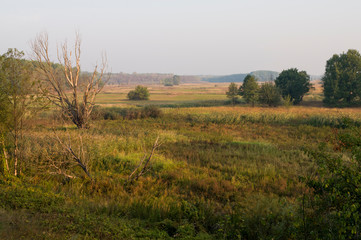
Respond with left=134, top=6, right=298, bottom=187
left=0, top=82, right=359, bottom=239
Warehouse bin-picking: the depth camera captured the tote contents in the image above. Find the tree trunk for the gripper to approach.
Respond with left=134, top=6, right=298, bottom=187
left=14, top=135, right=18, bottom=176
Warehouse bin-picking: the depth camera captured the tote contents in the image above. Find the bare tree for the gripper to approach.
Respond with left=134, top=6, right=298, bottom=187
left=31, top=32, right=108, bottom=129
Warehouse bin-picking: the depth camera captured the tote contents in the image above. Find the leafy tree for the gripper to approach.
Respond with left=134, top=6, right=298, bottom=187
left=128, top=85, right=150, bottom=100
left=258, top=82, right=282, bottom=107
left=323, top=49, right=361, bottom=106
left=226, top=82, right=238, bottom=105
left=275, top=68, right=311, bottom=105
left=0, top=48, right=43, bottom=176
left=239, top=74, right=259, bottom=106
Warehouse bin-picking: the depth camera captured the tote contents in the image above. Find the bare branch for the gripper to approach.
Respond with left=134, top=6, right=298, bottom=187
left=127, top=136, right=160, bottom=183
left=31, top=32, right=108, bottom=129
left=52, top=128, right=92, bottom=180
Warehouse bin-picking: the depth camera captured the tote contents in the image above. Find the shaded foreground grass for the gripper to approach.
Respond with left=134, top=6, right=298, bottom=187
left=0, top=106, right=359, bottom=239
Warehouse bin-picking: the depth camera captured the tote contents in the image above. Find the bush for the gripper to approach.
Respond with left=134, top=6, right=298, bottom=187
left=142, top=105, right=163, bottom=118
left=127, top=85, right=150, bottom=100
left=92, top=106, right=162, bottom=120
left=258, top=82, right=282, bottom=107
left=301, top=128, right=361, bottom=238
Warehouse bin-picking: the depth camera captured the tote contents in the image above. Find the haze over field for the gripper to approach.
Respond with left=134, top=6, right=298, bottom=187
left=2, top=0, right=361, bottom=75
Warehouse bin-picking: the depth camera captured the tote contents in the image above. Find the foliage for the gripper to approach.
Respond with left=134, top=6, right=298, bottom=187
left=226, top=82, right=238, bottom=105
left=238, top=74, right=259, bottom=106
left=302, top=128, right=361, bottom=238
left=92, top=105, right=162, bottom=120
left=3, top=94, right=361, bottom=238
left=0, top=48, right=43, bottom=176
left=275, top=68, right=311, bottom=105
left=323, top=49, right=361, bottom=106
left=258, top=82, right=282, bottom=107
left=127, top=85, right=150, bottom=100
left=163, top=75, right=180, bottom=86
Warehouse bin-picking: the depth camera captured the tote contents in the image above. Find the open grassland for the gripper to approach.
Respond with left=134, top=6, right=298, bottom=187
left=96, top=83, right=229, bottom=107
left=1, top=82, right=360, bottom=239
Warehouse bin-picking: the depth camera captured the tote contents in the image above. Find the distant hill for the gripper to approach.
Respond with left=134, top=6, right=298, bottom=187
left=250, top=70, right=279, bottom=82
left=202, top=73, right=248, bottom=83
left=202, top=70, right=323, bottom=83
left=202, top=70, right=279, bottom=83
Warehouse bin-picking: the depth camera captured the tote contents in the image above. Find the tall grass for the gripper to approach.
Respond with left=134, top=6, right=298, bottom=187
left=1, top=105, right=360, bottom=238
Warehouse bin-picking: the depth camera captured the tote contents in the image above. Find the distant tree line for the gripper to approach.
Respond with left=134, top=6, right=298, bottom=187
left=108, top=72, right=200, bottom=85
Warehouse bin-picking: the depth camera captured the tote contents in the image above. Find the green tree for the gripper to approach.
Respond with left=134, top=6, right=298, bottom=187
left=275, top=68, right=311, bottom=105
left=173, top=75, right=180, bottom=85
left=226, top=82, right=238, bottom=106
left=128, top=85, right=150, bottom=100
left=239, top=74, right=259, bottom=106
left=258, top=82, right=282, bottom=107
left=322, top=49, right=361, bottom=106
left=0, top=48, right=42, bottom=176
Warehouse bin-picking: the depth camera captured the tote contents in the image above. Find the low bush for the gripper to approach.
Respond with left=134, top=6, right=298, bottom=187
left=92, top=106, right=162, bottom=120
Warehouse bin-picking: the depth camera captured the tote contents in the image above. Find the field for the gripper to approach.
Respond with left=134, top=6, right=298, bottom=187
left=1, top=82, right=360, bottom=239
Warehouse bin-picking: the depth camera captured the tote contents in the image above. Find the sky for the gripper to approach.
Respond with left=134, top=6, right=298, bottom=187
left=1, top=0, right=361, bottom=75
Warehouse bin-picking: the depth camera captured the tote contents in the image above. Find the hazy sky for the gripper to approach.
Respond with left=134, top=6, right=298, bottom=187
left=1, top=0, right=361, bottom=75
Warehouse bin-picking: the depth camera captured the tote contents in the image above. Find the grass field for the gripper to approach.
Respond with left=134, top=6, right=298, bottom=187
left=1, top=82, right=360, bottom=239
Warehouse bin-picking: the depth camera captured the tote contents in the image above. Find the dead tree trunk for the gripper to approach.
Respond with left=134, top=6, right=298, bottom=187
left=31, top=32, right=108, bottom=129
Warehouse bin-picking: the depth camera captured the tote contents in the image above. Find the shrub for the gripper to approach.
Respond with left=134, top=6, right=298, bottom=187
left=302, top=128, right=361, bottom=238
left=127, top=85, right=150, bottom=100
left=91, top=106, right=162, bottom=120
left=258, top=82, right=282, bottom=107
left=142, top=105, right=163, bottom=118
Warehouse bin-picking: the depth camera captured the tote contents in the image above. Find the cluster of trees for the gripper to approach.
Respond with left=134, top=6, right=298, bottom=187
left=227, top=68, right=311, bottom=106
left=162, top=75, right=180, bottom=86
left=0, top=33, right=108, bottom=177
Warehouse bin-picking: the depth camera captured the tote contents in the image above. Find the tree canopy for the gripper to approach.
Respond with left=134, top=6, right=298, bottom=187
left=322, top=49, right=361, bottom=106
left=275, top=68, right=311, bottom=105
left=239, top=74, right=259, bottom=106
left=258, top=82, right=282, bottom=107
left=226, top=82, right=238, bottom=105
left=128, top=85, right=150, bottom=100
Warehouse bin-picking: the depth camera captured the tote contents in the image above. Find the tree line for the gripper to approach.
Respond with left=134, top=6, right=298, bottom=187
left=227, top=49, right=361, bottom=107
left=227, top=68, right=311, bottom=106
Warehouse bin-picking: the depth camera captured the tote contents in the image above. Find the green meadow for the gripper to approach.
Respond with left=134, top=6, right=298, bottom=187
left=1, top=82, right=360, bottom=239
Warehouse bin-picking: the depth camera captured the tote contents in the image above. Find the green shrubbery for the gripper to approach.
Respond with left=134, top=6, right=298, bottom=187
left=92, top=105, right=162, bottom=120
left=127, top=85, right=150, bottom=100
